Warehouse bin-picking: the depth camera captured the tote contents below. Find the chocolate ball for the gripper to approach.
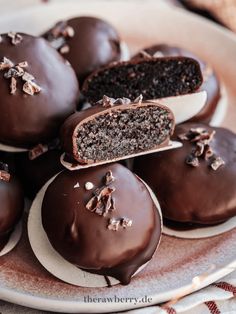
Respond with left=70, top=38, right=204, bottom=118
left=43, top=17, right=122, bottom=85
left=42, top=163, right=161, bottom=285
left=0, top=33, right=79, bottom=148
left=133, top=123, right=236, bottom=227
left=0, top=162, right=24, bottom=250
left=133, top=44, right=221, bottom=123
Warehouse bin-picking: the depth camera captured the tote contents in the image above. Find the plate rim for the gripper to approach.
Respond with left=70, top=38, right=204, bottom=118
left=0, top=1, right=236, bottom=313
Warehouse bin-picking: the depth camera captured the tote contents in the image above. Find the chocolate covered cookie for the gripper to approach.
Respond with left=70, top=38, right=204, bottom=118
left=0, top=33, right=78, bottom=148
left=0, top=161, right=24, bottom=253
left=61, top=97, right=175, bottom=165
left=133, top=44, right=221, bottom=123
left=32, top=163, right=162, bottom=285
left=82, top=56, right=203, bottom=104
left=43, top=17, right=123, bottom=84
left=133, top=123, right=236, bottom=228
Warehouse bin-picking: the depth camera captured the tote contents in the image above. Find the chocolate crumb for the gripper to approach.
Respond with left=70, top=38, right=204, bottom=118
left=10, top=77, right=17, bottom=94
left=8, top=32, right=23, bottom=45
left=210, top=156, right=225, bottom=171
left=138, top=50, right=152, bottom=59
left=86, top=186, right=115, bottom=216
left=0, top=162, right=10, bottom=182
left=134, top=94, right=143, bottom=104
left=22, top=71, right=35, bottom=82
left=104, top=170, right=115, bottom=185
left=60, top=44, right=70, bottom=54
left=186, top=154, right=199, bottom=167
left=29, top=144, right=48, bottom=160
left=23, top=81, right=41, bottom=95
left=85, top=182, right=94, bottom=190
left=121, top=217, right=133, bottom=228
left=113, top=97, right=131, bottom=105
left=0, top=170, right=10, bottom=182
left=107, top=218, right=120, bottom=231
left=0, top=57, right=14, bottom=70
left=0, top=57, right=41, bottom=95
left=153, top=51, right=164, bottom=58
left=107, top=217, right=132, bottom=231
left=101, top=95, right=116, bottom=108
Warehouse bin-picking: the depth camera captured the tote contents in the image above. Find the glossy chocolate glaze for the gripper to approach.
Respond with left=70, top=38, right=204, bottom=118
left=0, top=169, right=24, bottom=251
left=43, top=17, right=121, bottom=84
left=133, top=44, right=221, bottom=123
left=133, top=123, right=236, bottom=226
left=15, top=149, right=63, bottom=199
left=60, top=101, right=175, bottom=164
left=42, top=163, right=161, bottom=285
left=0, top=33, right=78, bottom=148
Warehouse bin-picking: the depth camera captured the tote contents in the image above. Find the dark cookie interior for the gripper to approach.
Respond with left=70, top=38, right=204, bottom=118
left=83, top=57, right=203, bottom=104
left=76, top=105, right=174, bottom=163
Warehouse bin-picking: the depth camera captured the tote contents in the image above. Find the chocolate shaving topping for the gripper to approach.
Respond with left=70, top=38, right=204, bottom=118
left=0, top=162, right=10, bottom=182
left=104, top=170, right=115, bottom=185
left=86, top=186, right=116, bottom=216
left=10, top=77, right=17, bottom=94
left=74, top=182, right=80, bottom=188
left=153, top=51, right=164, bottom=58
left=134, top=94, right=143, bottom=104
left=138, top=50, right=153, bottom=59
left=28, top=138, right=60, bottom=160
left=7, top=32, right=23, bottom=45
left=0, top=57, right=41, bottom=95
left=210, top=156, right=225, bottom=171
left=0, top=35, right=2, bottom=43
left=179, top=127, right=225, bottom=170
left=29, top=144, right=48, bottom=160
left=46, top=21, right=74, bottom=53
left=107, top=217, right=132, bottom=231
left=185, top=154, right=199, bottom=167
left=97, top=95, right=132, bottom=108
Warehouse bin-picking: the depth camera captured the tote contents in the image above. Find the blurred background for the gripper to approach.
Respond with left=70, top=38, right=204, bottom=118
left=0, top=0, right=236, bottom=33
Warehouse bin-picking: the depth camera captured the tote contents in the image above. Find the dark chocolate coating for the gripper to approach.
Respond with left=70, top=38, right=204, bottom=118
left=133, top=44, right=221, bottom=123
left=0, top=33, right=79, bottom=147
left=133, top=123, right=236, bottom=226
left=42, top=163, right=161, bottom=285
left=15, top=149, right=63, bottom=199
left=0, top=170, right=24, bottom=251
left=43, top=17, right=122, bottom=85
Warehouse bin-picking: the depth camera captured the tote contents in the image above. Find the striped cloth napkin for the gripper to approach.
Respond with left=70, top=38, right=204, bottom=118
left=124, top=270, right=236, bottom=314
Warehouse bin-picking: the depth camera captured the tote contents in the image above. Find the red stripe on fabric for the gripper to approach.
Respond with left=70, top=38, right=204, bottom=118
left=164, top=307, right=177, bottom=314
left=214, top=281, right=236, bottom=296
left=205, top=301, right=221, bottom=314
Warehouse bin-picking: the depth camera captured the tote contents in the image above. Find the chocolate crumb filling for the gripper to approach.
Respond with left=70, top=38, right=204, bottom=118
left=76, top=105, right=173, bottom=163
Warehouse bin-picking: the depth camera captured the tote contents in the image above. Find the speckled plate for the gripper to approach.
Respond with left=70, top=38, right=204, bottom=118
left=0, top=1, right=236, bottom=313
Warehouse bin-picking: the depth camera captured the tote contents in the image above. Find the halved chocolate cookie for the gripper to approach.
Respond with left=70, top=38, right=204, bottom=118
left=61, top=97, right=175, bottom=165
left=82, top=57, right=203, bottom=104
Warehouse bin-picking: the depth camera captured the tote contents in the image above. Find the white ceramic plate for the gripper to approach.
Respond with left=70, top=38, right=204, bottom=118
left=0, top=1, right=236, bottom=313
